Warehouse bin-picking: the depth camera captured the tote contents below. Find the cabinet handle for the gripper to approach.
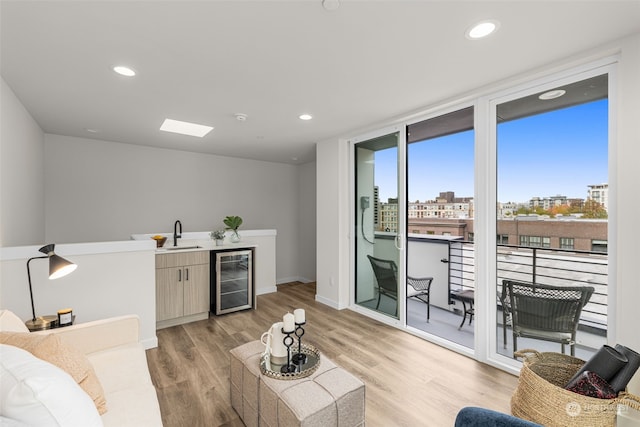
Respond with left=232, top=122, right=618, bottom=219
left=185, top=268, right=189, bottom=281
left=178, top=269, right=182, bottom=282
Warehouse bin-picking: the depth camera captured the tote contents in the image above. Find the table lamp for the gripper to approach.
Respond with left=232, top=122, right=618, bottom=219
left=25, top=243, right=77, bottom=331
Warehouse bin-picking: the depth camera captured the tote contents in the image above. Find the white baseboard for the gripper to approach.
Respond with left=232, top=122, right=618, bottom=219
left=256, top=286, right=277, bottom=295
left=141, top=336, right=158, bottom=350
left=314, top=294, right=344, bottom=310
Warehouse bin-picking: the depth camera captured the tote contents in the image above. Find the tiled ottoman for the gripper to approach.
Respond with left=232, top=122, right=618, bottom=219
left=230, top=340, right=365, bottom=427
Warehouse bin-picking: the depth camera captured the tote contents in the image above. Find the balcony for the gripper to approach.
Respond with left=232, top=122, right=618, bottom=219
left=373, top=234, right=607, bottom=359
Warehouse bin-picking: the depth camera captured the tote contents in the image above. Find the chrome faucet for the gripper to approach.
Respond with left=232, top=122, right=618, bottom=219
left=173, top=220, right=182, bottom=246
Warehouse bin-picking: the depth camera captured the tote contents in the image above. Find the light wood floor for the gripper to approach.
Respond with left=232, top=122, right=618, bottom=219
left=146, top=282, right=519, bottom=427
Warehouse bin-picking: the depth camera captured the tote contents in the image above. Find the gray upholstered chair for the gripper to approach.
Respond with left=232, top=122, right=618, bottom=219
left=502, top=280, right=594, bottom=356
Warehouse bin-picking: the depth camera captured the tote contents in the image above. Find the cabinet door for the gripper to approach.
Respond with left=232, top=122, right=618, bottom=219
left=183, top=263, right=210, bottom=316
left=156, top=267, right=184, bottom=321
left=216, top=250, right=253, bottom=314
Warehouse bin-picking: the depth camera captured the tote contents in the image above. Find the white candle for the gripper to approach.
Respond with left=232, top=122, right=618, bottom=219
left=283, top=312, right=295, bottom=333
left=294, top=308, right=305, bottom=324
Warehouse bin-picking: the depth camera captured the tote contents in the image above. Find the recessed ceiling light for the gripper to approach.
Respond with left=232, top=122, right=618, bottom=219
left=113, top=65, right=136, bottom=77
left=466, top=20, right=500, bottom=40
left=160, top=119, right=213, bottom=138
left=322, top=0, right=340, bottom=11
left=299, top=114, right=313, bottom=121
left=538, top=89, right=567, bottom=100
left=85, top=128, right=101, bottom=133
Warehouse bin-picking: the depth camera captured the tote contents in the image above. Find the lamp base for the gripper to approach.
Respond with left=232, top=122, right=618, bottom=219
left=25, top=315, right=58, bottom=331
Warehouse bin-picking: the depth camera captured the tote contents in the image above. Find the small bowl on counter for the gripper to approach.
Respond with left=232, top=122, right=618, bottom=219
left=152, top=236, right=168, bottom=248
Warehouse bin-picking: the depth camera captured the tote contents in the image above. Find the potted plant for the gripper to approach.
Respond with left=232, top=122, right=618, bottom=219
left=210, top=229, right=226, bottom=246
left=223, top=215, right=243, bottom=243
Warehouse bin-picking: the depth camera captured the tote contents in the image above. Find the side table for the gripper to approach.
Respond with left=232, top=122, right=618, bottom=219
left=450, top=290, right=475, bottom=330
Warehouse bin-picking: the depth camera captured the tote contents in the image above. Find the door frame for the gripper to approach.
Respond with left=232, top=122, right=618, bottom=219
left=349, top=125, right=407, bottom=326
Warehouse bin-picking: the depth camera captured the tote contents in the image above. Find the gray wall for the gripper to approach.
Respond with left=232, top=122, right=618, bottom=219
left=0, top=77, right=45, bottom=246
left=297, top=161, right=316, bottom=282
left=43, top=134, right=314, bottom=282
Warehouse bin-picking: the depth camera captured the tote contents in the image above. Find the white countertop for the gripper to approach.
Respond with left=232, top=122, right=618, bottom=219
left=131, top=229, right=275, bottom=253
left=154, top=239, right=257, bottom=253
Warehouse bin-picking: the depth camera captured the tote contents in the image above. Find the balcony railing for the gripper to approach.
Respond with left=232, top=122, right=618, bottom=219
left=496, top=244, right=607, bottom=331
left=407, top=236, right=608, bottom=332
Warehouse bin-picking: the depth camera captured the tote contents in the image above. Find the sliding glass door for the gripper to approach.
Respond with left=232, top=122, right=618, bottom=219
left=494, top=71, right=610, bottom=361
left=406, top=107, right=475, bottom=349
left=354, top=129, right=404, bottom=319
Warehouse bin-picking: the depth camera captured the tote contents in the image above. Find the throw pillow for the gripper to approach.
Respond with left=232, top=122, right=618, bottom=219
left=0, top=344, right=103, bottom=426
left=0, top=311, right=29, bottom=333
left=0, top=332, right=107, bottom=414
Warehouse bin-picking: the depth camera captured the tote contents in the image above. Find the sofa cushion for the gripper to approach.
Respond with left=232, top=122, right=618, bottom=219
left=87, top=342, right=163, bottom=427
left=0, top=344, right=103, bottom=427
left=0, top=311, right=29, bottom=333
left=0, top=332, right=107, bottom=414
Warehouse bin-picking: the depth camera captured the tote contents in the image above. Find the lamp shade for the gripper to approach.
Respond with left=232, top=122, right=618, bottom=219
left=49, top=254, right=77, bottom=279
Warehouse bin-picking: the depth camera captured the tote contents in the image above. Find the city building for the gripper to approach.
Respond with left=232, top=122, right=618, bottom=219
left=588, top=183, right=609, bottom=211
left=408, top=216, right=607, bottom=253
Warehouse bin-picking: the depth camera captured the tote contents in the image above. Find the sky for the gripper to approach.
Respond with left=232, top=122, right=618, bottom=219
left=374, top=99, right=608, bottom=204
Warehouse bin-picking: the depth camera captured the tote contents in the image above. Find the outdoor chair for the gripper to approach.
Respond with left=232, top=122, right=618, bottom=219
left=407, top=276, right=433, bottom=322
left=367, top=255, right=433, bottom=319
left=501, top=280, right=594, bottom=357
left=367, top=255, right=399, bottom=315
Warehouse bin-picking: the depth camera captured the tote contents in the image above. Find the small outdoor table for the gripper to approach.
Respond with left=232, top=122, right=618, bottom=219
left=450, top=290, right=475, bottom=330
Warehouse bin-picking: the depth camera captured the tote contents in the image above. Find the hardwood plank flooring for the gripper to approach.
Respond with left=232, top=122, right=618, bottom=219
left=146, top=282, right=518, bottom=426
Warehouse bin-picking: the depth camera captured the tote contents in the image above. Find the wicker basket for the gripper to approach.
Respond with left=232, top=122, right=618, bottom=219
left=511, top=349, right=640, bottom=426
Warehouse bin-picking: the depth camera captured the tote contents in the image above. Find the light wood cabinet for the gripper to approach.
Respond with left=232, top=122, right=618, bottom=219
left=156, top=251, right=209, bottom=329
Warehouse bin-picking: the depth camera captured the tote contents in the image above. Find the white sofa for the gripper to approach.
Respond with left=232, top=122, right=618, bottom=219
left=0, top=310, right=163, bottom=426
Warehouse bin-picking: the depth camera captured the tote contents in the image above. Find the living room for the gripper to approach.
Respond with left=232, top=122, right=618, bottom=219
left=2, top=1, right=640, bottom=426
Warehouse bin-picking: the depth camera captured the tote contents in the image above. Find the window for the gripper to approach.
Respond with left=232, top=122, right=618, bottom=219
left=519, top=235, right=550, bottom=248
left=495, top=71, right=609, bottom=362
left=560, top=237, right=574, bottom=250
left=592, top=239, right=608, bottom=253
left=497, top=234, right=509, bottom=244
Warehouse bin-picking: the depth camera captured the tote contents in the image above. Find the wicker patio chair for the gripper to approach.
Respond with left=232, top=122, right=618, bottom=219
left=407, top=276, right=433, bottom=322
left=502, top=280, right=594, bottom=357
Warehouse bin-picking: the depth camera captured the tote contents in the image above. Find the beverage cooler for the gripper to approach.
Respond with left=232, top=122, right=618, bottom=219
left=210, top=248, right=254, bottom=315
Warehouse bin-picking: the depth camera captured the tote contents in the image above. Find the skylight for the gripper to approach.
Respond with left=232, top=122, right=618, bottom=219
left=160, top=119, right=213, bottom=138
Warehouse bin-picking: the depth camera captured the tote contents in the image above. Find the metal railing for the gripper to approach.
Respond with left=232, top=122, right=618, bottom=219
left=443, top=240, right=607, bottom=331
left=496, top=244, right=607, bottom=330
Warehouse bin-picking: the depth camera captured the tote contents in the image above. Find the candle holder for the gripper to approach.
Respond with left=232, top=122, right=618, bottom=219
left=292, top=322, right=307, bottom=365
left=280, top=328, right=297, bottom=373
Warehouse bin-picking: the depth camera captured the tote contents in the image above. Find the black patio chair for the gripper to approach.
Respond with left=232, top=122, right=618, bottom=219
left=501, top=280, right=594, bottom=357
left=367, top=255, right=398, bottom=315
left=407, top=276, right=433, bottom=322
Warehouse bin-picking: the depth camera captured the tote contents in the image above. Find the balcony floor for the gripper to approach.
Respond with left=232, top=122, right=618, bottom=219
left=360, top=295, right=606, bottom=361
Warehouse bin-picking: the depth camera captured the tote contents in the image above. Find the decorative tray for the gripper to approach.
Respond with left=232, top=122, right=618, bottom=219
left=260, top=343, right=321, bottom=380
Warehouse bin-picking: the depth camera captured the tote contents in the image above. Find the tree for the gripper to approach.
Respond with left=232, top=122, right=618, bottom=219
left=582, top=199, right=608, bottom=219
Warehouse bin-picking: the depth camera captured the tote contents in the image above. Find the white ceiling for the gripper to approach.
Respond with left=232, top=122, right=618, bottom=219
left=2, top=1, right=639, bottom=164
